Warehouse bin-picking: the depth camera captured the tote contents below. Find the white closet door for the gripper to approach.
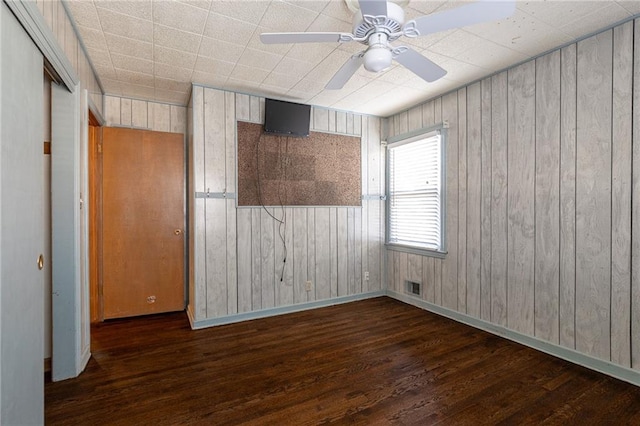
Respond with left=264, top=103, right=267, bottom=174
left=0, top=3, right=45, bottom=424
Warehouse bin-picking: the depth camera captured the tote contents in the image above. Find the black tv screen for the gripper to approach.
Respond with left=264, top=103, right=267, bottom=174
left=264, top=98, right=311, bottom=137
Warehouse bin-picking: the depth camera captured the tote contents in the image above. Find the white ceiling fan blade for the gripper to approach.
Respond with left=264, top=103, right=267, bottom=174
left=326, top=55, right=364, bottom=90
left=394, top=47, right=447, bottom=83
left=405, top=0, right=516, bottom=37
left=261, top=32, right=354, bottom=44
left=358, top=0, right=387, bottom=17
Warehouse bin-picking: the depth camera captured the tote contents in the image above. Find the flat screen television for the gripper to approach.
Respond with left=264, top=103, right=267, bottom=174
left=264, top=98, right=311, bottom=137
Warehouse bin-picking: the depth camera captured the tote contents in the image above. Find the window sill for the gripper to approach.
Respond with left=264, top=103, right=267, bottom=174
left=385, top=243, right=447, bottom=259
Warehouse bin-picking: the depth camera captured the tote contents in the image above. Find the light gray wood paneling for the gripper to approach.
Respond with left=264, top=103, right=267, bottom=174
left=575, top=30, right=612, bottom=360
left=148, top=102, right=170, bottom=132
left=194, top=199, right=207, bottom=319
left=293, top=208, right=308, bottom=304
left=407, top=254, right=422, bottom=284
left=224, top=91, right=235, bottom=192
left=399, top=252, right=408, bottom=294
left=171, top=105, right=186, bottom=134
left=408, top=105, right=422, bottom=132
left=354, top=114, right=362, bottom=136
left=632, top=18, right=640, bottom=370
left=236, top=208, right=252, bottom=313
left=480, top=78, right=492, bottom=322
left=383, top=18, right=640, bottom=376
left=192, top=87, right=205, bottom=193
left=251, top=209, right=262, bottom=310
left=105, top=96, right=120, bottom=126
left=330, top=207, right=339, bottom=298
left=422, top=101, right=435, bottom=127
left=354, top=207, right=363, bottom=293
left=491, top=71, right=508, bottom=327
left=347, top=208, right=356, bottom=295
left=281, top=208, right=294, bottom=306
left=313, top=108, right=329, bottom=132
left=534, top=50, right=561, bottom=344
left=204, top=88, right=226, bottom=192
left=507, top=61, right=536, bottom=336
left=261, top=208, right=276, bottom=309
left=456, top=87, right=467, bottom=311
left=336, top=111, right=347, bottom=134
left=131, top=100, right=147, bottom=128
left=226, top=200, right=237, bottom=315
left=611, top=21, right=632, bottom=368
left=422, top=256, right=435, bottom=303
left=560, top=44, right=577, bottom=349
left=315, top=208, right=331, bottom=300
left=328, top=110, right=337, bottom=133
left=250, top=95, right=262, bottom=123
left=441, top=91, right=458, bottom=310
left=206, top=199, right=227, bottom=317
left=337, top=208, right=348, bottom=296
left=346, top=113, right=354, bottom=135
left=361, top=118, right=370, bottom=292
left=466, top=82, right=482, bottom=318
left=307, top=208, right=316, bottom=301
left=236, top=93, right=250, bottom=121
left=121, top=98, right=132, bottom=126
left=397, top=111, right=408, bottom=136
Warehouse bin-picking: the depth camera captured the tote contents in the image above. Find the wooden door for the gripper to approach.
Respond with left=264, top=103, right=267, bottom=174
left=0, top=3, right=44, bottom=423
left=102, top=127, right=185, bottom=319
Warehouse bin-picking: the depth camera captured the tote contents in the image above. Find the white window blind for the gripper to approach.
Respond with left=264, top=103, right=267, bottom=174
left=388, top=133, right=443, bottom=252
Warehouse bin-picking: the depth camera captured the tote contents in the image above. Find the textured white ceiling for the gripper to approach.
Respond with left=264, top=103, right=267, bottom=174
left=65, top=0, right=640, bottom=116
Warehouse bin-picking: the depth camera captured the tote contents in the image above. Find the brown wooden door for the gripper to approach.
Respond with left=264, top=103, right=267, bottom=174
left=102, top=127, right=185, bottom=319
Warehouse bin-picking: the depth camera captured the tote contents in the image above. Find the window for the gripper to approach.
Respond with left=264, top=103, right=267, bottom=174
left=386, top=128, right=445, bottom=255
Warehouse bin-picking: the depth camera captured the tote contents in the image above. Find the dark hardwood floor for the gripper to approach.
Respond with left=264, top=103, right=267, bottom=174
left=45, top=297, right=640, bottom=425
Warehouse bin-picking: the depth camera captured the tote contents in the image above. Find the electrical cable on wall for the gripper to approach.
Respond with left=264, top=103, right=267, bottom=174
left=255, top=134, right=288, bottom=283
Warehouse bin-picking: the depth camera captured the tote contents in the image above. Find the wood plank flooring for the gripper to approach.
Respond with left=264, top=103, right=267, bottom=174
left=45, top=297, right=640, bottom=425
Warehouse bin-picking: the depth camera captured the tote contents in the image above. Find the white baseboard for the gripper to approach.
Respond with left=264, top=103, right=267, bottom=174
left=387, top=290, right=640, bottom=387
left=189, top=291, right=386, bottom=330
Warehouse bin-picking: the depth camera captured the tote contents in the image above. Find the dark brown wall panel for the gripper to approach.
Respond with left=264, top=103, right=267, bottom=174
left=237, top=121, right=361, bottom=206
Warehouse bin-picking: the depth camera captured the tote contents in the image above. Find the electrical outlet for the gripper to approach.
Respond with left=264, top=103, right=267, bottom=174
left=364, top=271, right=370, bottom=281
left=305, top=280, right=312, bottom=291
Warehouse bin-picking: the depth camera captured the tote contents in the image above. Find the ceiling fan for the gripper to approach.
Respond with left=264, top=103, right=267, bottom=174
left=260, top=0, right=515, bottom=90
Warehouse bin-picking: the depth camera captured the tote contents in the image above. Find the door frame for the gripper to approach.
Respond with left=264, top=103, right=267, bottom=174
left=88, top=116, right=103, bottom=322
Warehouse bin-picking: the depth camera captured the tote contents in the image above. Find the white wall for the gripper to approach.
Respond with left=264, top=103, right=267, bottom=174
left=386, top=18, right=640, bottom=378
left=188, top=87, right=386, bottom=326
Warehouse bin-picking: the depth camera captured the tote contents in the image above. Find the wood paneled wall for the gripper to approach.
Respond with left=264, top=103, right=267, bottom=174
left=386, top=19, right=638, bottom=371
left=189, top=86, right=385, bottom=323
left=103, top=95, right=187, bottom=134
left=35, top=0, right=103, bottom=115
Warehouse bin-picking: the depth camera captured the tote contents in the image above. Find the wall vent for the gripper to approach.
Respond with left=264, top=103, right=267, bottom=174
left=406, top=280, right=421, bottom=297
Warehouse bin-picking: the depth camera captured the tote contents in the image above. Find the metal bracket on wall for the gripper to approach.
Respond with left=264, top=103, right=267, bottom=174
left=195, top=191, right=237, bottom=199
left=361, top=194, right=387, bottom=201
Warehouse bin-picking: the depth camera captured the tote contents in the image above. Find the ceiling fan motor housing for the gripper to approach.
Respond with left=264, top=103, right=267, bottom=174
left=352, top=1, right=405, bottom=42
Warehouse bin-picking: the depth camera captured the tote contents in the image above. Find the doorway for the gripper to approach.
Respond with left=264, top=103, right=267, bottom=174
left=90, top=127, right=185, bottom=320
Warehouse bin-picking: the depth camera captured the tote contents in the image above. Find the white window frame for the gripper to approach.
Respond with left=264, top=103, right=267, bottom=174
left=385, top=125, right=447, bottom=258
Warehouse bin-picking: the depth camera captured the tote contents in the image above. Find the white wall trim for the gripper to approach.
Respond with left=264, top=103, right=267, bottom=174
left=387, top=290, right=640, bottom=387
left=4, top=0, right=78, bottom=91
left=79, top=345, right=90, bottom=373
left=189, top=291, right=386, bottom=330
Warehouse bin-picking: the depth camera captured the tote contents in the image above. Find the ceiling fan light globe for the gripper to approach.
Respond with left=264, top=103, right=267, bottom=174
left=363, top=47, right=392, bottom=73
